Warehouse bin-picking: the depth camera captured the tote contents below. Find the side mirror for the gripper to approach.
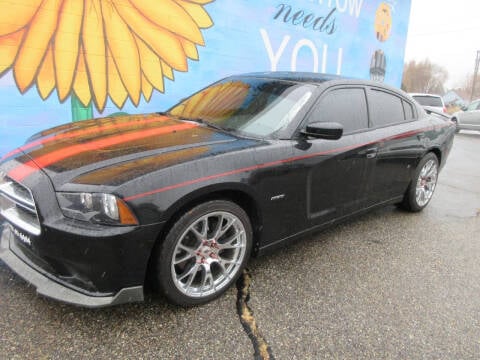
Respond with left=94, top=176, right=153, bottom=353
left=301, top=122, right=343, bottom=140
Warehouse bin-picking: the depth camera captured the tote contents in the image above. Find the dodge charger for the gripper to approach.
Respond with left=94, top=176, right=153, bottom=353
left=0, top=72, right=455, bottom=307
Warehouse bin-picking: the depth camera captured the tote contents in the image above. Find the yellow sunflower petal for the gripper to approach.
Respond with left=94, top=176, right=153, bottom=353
left=135, top=36, right=164, bottom=93
left=107, top=48, right=128, bottom=109
left=178, top=1, right=213, bottom=28
left=129, top=0, right=204, bottom=44
left=36, top=44, right=55, bottom=100
left=161, top=61, right=174, bottom=80
left=115, top=1, right=188, bottom=71
left=14, top=0, right=63, bottom=93
left=142, top=74, right=153, bottom=102
left=0, top=0, right=42, bottom=36
left=73, top=46, right=92, bottom=106
left=82, top=0, right=107, bottom=111
left=102, top=1, right=141, bottom=106
left=0, top=29, right=24, bottom=76
left=54, top=0, right=84, bottom=101
left=181, top=39, right=199, bottom=60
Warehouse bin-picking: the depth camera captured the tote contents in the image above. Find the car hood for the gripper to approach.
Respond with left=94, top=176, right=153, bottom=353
left=8, top=113, right=261, bottom=188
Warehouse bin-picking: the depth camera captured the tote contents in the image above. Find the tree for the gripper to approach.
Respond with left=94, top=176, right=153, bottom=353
left=454, top=73, right=480, bottom=102
left=401, top=59, right=448, bottom=94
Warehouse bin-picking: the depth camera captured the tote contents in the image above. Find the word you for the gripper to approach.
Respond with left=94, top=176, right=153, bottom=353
left=260, top=28, right=343, bottom=74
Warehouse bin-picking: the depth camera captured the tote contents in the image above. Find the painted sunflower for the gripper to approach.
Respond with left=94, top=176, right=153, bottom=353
left=0, top=0, right=213, bottom=111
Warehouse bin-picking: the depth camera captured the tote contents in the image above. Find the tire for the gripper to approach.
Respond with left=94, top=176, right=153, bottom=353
left=153, top=200, right=252, bottom=306
left=400, top=153, right=439, bottom=212
left=451, top=118, right=460, bottom=133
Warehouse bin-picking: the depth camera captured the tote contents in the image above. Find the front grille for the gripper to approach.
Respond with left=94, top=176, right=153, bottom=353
left=0, top=171, right=41, bottom=235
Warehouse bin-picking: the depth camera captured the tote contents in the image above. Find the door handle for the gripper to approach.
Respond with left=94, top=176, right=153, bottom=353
left=365, top=147, right=378, bottom=159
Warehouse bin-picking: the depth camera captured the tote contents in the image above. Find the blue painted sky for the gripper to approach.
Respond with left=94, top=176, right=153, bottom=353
left=0, top=0, right=411, bottom=156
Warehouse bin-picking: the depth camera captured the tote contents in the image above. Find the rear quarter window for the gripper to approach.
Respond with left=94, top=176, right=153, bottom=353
left=402, top=100, right=415, bottom=120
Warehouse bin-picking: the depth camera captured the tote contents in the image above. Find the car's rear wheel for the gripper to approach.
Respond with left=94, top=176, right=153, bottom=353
left=153, top=200, right=252, bottom=306
left=401, top=153, right=439, bottom=212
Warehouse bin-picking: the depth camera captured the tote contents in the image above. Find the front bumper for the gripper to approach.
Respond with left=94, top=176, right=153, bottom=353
left=0, top=224, right=145, bottom=307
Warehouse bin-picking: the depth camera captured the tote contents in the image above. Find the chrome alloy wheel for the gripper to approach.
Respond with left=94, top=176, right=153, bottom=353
left=171, top=211, right=247, bottom=298
left=415, top=159, right=438, bottom=207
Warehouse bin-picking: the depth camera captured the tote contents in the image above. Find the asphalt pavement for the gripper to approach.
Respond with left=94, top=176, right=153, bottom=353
left=1, top=131, right=479, bottom=359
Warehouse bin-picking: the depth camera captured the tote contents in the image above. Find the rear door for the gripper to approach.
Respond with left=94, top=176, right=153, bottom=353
left=364, top=88, right=427, bottom=205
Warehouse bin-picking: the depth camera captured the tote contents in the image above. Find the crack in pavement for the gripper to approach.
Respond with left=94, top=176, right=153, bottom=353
left=236, top=268, right=275, bottom=360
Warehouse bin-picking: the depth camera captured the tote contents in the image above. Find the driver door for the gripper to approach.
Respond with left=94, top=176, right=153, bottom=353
left=293, top=86, right=373, bottom=226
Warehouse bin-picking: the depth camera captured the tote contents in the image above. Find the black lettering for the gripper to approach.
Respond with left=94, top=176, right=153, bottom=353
left=274, top=4, right=293, bottom=22
left=313, top=8, right=337, bottom=33
left=302, top=14, right=315, bottom=28
left=272, top=4, right=337, bottom=36
left=291, top=10, right=305, bottom=25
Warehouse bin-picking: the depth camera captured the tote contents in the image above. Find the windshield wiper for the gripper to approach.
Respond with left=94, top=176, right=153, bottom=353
left=174, top=116, right=236, bottom=133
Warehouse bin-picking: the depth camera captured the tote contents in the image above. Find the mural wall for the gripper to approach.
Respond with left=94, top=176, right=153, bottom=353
left=0, top=0, right=411, bottom=156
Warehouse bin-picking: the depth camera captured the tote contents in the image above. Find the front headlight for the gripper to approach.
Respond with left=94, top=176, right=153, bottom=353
left=56, top=192, right=138, bottom=225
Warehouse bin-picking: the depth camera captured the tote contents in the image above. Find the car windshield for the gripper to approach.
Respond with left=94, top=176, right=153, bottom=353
left=167, top=78, right=315, bottom=138
left=412, top=95, right=443, bottom=107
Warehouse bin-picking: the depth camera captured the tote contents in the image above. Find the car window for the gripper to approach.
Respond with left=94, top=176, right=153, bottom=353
left=402, top=100, right=415, bottom=120
left=168, top=79, right=315, bottom=138
left=412, top=95, right=443, bottom=107
left=369, top=89, right=405, bottom=127
left=310, top=88, right=368, bottom=134
left=476, top=102, right=480, bottom=110
left=466, top=101, right=478, bottom=111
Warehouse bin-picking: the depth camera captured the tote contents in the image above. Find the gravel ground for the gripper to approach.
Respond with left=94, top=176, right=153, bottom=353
left=1, top=131, right=479, bottom=359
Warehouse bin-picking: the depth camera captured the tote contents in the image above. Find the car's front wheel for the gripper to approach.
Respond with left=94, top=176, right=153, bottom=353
left=153, top=200, right=252, bottom=306
left=401, top=152, right=439, bottom=212
left=451, top=118, right=460, bottom=133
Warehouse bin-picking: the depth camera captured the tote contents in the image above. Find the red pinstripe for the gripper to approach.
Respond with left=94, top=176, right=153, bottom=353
left=124, top=124, right=452, bottom=201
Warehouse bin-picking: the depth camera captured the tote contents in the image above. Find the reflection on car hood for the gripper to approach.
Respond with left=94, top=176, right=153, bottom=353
left=8, top=113, right=262, bottom=188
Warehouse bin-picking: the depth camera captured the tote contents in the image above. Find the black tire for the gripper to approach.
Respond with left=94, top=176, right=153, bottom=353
left=451, top=118, right=460, bottom=133
left=400, top=153, right=439, bottom=212
left=153, top=200, right=252, bottom=306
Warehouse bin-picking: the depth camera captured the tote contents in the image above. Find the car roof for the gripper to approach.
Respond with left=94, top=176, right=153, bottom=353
left=226, top=72, right=411, bottom=100
left=233, top=71, right=346, bottom=84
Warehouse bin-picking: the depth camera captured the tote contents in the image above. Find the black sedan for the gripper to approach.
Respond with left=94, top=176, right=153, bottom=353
left=0, top=72, right=455, bottom=307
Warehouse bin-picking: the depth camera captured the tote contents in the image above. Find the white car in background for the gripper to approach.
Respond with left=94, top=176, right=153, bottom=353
left=409, top=93, right=447, bottom=114
left=451, top=99, right=480, bottom=133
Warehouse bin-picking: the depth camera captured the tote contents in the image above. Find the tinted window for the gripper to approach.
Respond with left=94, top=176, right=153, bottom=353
left=412, top=95, right=443, bottom=107
left=369, top=90, right=405, bottom=127
left=311, top=88, right=368, bottom=134
left=402, top=100, right=415, bottom=120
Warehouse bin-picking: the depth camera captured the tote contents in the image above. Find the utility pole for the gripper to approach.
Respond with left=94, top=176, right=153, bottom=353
left=470, top=50, right=480, bottom=102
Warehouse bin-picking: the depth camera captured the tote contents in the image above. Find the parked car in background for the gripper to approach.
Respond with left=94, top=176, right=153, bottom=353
left=0, top=72, right=455, bottom=308
left=451, top=99, right=480, bottom=132
left=409, top=93, right=447, bottom=114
